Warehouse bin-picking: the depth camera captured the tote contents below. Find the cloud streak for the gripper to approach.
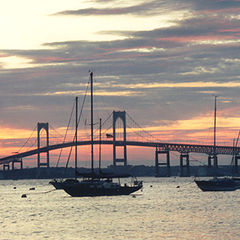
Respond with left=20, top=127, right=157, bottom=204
left=54, top=1, right=184, bottom=16
left=53, top=0, right=240, bottom=17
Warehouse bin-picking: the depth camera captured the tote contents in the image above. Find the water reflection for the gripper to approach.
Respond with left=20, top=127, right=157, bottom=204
left=0, top=178, right=239, bottom=240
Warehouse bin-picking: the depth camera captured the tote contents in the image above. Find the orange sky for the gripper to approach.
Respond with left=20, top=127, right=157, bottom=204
left=1, top=108, right=239, bottom=168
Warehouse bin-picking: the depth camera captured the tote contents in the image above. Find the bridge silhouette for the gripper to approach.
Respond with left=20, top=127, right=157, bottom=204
left=1, top=111, right=240, bottom=176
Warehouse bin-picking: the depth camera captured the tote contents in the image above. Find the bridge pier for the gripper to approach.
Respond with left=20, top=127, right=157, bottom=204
left=3, top=163, right=10, bottom=171
left=155, top=147, right=170, bottom=177
left=208, top=154, right=218, bottom=168
left=37, top=122, right=50, bottom=168
left=208, top=155, right=213, bottom=167
left=234, top=155, right=240, bottom=175
left=12, top=158, right=23, bottom=170
left=180, top=153, right=190, bottom=177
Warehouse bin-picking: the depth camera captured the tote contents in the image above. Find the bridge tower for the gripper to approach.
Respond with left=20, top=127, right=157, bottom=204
left=37, top=122, right=49, bottom=168
left=155, top=147, right=170, bottom=177
left=180, top=153, right=190, bottom=177
left=113, top=111, right=127, bottom=166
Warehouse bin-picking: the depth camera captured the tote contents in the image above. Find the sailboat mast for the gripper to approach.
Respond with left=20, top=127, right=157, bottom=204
left=75, top=96, right=78, bottom=178
left=90, top=71, right=94, bottom=173
left=99, top=118, right=102, bottom=171
left=213, top=95, right=217, bottom=168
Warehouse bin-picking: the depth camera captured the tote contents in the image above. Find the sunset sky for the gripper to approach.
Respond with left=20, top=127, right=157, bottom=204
left=1, top=0, right=240, bottom=167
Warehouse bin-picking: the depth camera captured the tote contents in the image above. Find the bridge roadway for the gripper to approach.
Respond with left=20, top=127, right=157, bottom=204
left=0, top=140, right=239, bottom=165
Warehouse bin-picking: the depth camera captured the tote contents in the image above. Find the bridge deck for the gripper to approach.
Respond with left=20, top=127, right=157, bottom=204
left=0, top=140, right=239, bottom=165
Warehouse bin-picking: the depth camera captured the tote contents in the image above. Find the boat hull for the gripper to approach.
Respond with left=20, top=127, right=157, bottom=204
left=50, top=174, right=143, bottom=197
left=62, top=183, right=142, bottom=197
left=195, top=178, right=240, bottom=192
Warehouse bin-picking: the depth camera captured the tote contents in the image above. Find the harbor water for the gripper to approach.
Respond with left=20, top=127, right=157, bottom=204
left=0, top=177, right=239, bottom=240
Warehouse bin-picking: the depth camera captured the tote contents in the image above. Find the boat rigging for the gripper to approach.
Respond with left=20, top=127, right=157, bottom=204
left=50, top=72, right=143, bottom=196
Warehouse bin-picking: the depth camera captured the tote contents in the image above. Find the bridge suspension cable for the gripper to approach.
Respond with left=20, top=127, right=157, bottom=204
left=17, top=126, right=37, bottom=153
left=27, top=137, right=37, bottom=150
left=126, top=112, right=159, bottom=142
left=126, top=124, right=151, bottom=142
left=49, top=124, right=65, bottom=139
left=101, top=112, right=113, bottom=128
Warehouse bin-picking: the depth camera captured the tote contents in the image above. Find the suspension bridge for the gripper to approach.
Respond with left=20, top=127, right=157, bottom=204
left=0, top=110, right=240, bottom=177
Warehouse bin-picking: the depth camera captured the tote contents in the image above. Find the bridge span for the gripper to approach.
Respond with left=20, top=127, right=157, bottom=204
left=1, top=111, right=240, bottom=176
left=0, top=140, right=239, bottom=164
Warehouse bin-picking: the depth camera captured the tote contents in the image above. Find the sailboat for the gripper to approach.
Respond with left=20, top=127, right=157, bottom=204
left=194, top=96, right=240, bottom=191
left=50, top=72, right=143, bottom=196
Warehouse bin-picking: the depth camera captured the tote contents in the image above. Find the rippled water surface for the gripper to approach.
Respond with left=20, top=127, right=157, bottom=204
left=1, top=177, right=240, bottom=240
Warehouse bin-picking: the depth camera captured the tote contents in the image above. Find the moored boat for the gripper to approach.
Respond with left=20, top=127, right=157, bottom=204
left=50, top=72, right=143, bottom=196
left=194, top=177, right=240, bottom=192
left=60, top=174, right=142, bottom=197
left=194, top=96, right=240, bottom=192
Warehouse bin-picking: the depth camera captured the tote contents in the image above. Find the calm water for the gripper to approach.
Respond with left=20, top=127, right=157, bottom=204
left=0, top=177, right=239, bottom=240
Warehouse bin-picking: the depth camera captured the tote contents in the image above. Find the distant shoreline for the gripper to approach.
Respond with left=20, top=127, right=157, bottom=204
left=0, top=165, right=237, bottom=180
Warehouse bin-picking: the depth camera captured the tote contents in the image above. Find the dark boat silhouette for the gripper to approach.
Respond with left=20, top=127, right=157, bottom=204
left=194, top=96, right=240, bottom=191
left=58, top=172, right=142, bottom=197
left=195, top=177, right=240, bottom=191
left=50, top=171, right=142, bottom=196
left=50, top=72, right=143, bottom=196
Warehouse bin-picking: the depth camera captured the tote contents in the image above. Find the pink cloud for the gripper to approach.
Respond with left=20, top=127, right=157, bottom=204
left=158, top=34, right=236, bottom=43
left=199, top=7, right=240, bottom=14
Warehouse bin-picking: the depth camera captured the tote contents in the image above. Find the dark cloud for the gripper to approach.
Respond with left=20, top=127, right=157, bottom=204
left=111, top=16, right=240, bottom=41
left=189, top=0, right=240, bottom=11
left=3, top=13, right=240, bottom=78
left=53, top=0, right=240, bottom=17
left=53, top=1, right=185, bottom=16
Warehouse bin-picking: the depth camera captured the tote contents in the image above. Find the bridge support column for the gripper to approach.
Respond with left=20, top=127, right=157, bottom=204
left=234, top=155, right=240, bottom=175
left=2, top=164, right=10, bottom=179
left=208, top=155, right=218, bottom=168
left=155, top=147, right=170, bottom=177
left=3, top=163, right=10, bottom=171
left=180, top=153, right=190, bottom=177
left=37, top=122, right=49, bottom=168
left=113, top=111, right=127, bottom=167
left=208, top=155, right=213, bottom=167
left=12, top=158, right=23, bottom=170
